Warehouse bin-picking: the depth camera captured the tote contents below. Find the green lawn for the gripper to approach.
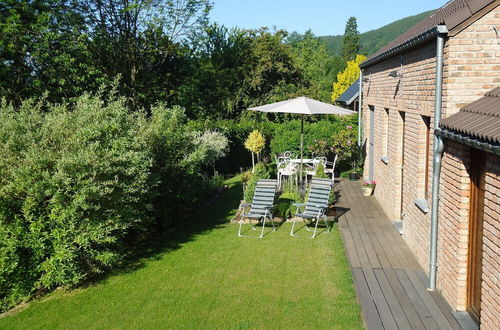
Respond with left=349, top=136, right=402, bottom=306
left=0, top=176, right=362, bottom=329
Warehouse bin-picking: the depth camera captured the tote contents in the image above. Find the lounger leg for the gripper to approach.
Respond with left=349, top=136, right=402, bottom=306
left=260, top=214, right=267, bottom=238
left=304, top=218, right=312, bottom=231
left=324, top=214, right=330, bottom=233
left=290, top=217, right=297, bottom=236
left=238, top=219, right=244, bottom=237
left=312, top=218, right=320, bottom=238
left=270, top=213, right=276, bottom=231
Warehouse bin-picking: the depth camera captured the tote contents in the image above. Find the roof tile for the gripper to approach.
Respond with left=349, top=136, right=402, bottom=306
left=440, top=86, right=500, bottom=144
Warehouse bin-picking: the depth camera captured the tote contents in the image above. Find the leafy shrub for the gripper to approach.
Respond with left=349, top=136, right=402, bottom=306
left=140, top=105, right=229, bottom=227
left=0, top=93, right=154, bottom=311
left=275, top=180, right=303, bottom=218
left=187, top=119, right=274, bottom=174
left=315, top=161, right=329, bottom=179
left=331, top=123, right=359, bottom=172
left=0, top=93, right=229, bottom=312
left=243, top=163, right=270, bottom=203
left=270, top=118, right=356, bottom=158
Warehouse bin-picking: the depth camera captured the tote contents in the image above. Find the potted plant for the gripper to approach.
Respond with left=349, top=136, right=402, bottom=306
left=362, top=180, right=376, bottom=196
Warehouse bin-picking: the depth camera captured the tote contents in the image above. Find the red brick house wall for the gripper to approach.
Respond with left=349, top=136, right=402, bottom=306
left=360, top=4, right=499, bottom=328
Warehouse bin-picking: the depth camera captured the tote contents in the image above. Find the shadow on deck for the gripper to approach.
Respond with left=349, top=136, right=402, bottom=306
left=336, top=179, right=462, bottom=330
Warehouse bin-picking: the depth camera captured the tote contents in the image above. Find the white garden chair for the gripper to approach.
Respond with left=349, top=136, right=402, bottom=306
left=324, top=154, right=338, bottom=183
left=278, top=161, right=298, bottom=190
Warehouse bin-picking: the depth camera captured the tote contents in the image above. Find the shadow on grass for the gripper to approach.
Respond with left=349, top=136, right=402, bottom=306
left=82, top=178, right=243, bottom=287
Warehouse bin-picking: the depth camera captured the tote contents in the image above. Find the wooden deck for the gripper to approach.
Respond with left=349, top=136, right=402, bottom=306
left=336, top=179, right=462, bottom=330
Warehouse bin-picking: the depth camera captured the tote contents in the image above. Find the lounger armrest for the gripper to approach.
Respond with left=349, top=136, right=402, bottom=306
left=315, top=204, right=328, bottom=210
left=292, top=203, right=305, bottom=207
left=263, top=204, right=273, bottom=210
left=240, top=203, right=252, bottom=208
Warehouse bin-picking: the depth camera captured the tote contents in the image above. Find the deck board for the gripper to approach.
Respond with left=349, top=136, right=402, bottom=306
left=336, top=179, right=461, bottom=329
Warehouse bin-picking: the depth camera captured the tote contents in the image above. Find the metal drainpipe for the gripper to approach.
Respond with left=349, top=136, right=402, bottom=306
left=358, top=70, right=363, bottom=147
left=428, top=25, right=448, bottom=291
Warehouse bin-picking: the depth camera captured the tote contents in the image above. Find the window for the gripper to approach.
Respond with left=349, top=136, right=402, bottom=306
left=382, top=108, right=390, bottom=163
left=415, top=115, right=431, bottom=214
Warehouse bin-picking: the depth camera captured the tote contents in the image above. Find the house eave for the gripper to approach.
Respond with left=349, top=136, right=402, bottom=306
left=436, top=128, right=500, bottom=156
left=360, top=26, right=448, bottom=69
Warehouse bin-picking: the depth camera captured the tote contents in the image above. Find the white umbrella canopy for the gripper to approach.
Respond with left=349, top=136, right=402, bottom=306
left=249, top=96, right=356, bottom=115
left=249, top=96, right=356, bottom=185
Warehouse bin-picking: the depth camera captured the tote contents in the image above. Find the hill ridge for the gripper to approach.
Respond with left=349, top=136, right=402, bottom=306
left=319, top=10, right=435, bottom=56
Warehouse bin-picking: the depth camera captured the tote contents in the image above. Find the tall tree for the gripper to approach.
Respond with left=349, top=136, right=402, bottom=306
left=289, top=30, right=344, bottom=102
left=0, top=0, right=104, bottom=103
left=331, top=54, right=366, bottom=102
left=77, top=0, right=212, bottom=108
left=342, top=17, right=360, bottom=60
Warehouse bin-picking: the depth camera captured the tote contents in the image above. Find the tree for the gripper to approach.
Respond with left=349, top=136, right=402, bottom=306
left=342, top=17, right=360, bottom=60
left=244, top=130, right=266, bottom=170
left=182, top=27, right=306, bottom=119
left=331, top=54, right=366, bottom=102
left=0, top=0, right=105, bottom=103
left=289, top=30, right=343, bottom=102
left=77, top=0, right=212, bottom=108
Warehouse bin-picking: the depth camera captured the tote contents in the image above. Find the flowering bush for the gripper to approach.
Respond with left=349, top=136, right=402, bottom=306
left=331, top=124, right=359, bottom=171
left=307, top=139, right=334, bottom=158
left=363, top=180, right=376, bottom=188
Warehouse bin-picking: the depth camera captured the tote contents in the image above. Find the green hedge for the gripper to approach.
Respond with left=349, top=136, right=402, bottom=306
left=269, top=117, right=357, bottom=158
left=0, top=93, right=228, bottom=311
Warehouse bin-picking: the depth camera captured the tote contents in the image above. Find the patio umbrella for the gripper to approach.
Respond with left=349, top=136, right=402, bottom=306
left=249, top=96, right=356, bottom=184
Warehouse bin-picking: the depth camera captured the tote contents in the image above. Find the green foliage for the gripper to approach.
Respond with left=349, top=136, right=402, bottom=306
left=0, top=91, right=228, bottom=312
left=307, top=139, right=333, bottom=158
left=0, top=0, right=107, bottom=103
left=243, top=163, right=270, bottom=203
left=275, top=180, right=303, bottom=218
left=331, top=124, right=358, bottom=172
left=270, top=118, right=354, bottom=157
left=315, top=162, right=329, bottom=179
left=288, top=30, right=341, bottom=102
left=186, top=118, right=275, bottom=174
left=0, top=92, right=154, bottom=311
left=359, top=10, right=434, bottom=55
left=244, top=130, right=266, bottom=154
left=184, top=27, right=307, bottom=119
left=331, top=54, right=366, bottom=102
left=342, top=17, right=360, bottom=60
left=319, top=10, right=433, bottom=56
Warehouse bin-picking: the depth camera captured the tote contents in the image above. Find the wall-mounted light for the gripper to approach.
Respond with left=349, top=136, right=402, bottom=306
left=388, top=70, right=402, bottom=78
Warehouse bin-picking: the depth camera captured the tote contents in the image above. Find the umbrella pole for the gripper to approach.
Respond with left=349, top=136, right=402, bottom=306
left=300, top=114, right=304, bottom=187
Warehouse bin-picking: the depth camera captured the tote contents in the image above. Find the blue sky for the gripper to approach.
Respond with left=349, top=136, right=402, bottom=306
left=210, top=0, right=445, bottom=36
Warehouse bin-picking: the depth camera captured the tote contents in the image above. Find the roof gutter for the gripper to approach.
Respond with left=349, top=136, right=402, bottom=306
left=428, top=25, right=448, bottom=291
left=360, top=26, right=446, bottom=69
left=436, top=128, right=500, bottom=156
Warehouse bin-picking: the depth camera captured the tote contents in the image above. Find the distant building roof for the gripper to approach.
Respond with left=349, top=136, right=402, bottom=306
left=336, top=79, right=359, bottom=106
left=361, top=0, right=496, bottom=68
left=440, top=86, right=500, bottom=144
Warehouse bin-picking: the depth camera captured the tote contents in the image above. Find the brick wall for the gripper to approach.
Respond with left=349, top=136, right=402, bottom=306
left=361, top=42, right=436, bottom=271
left=481, top=152, right=500, bottom=329
left=437, top=140, right=471, bottom=310
left=442, top=5, right=500, bottom=118
left=360, top=4, right=500, bottom=327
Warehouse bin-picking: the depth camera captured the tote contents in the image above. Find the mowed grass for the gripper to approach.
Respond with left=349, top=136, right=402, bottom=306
left=0, top=176, right=363, bottom=329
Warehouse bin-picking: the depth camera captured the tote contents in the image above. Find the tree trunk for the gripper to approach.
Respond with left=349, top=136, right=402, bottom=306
left=251, top=152, right=255, bottom=171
